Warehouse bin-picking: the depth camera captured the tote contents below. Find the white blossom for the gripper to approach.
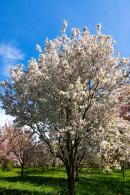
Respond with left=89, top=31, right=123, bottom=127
left=0, top=22, right=130, bottom=186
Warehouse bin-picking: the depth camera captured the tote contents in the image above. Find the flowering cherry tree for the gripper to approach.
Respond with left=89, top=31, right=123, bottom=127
left=32, top=141, right=59, bottom=171
left=119, top=86, right=130, bottom=121
left=117, top=86, right=130, bottom=178
left=0, top=123, right=16, bottom=169
left=99, top=117, right=130, bottom=174
left=0, top=21, right=130, bottom=194
left=0, top=123, right=35, bottom=176
left=10, top=127, right=35, bottom=177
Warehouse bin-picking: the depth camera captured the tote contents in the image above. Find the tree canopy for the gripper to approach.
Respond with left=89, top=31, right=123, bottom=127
left=0, top=21, right=130, bottom=194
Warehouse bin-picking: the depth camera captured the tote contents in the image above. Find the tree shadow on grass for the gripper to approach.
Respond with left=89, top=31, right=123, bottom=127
left=22, top=168, right=46, bottom=175
left=0, top=176, right=67, bottom=195
left=78, top=176, right=130, bottom=195
left=19, top=167, right=66, bottom=176
left=1, top=175, right=66, bottom=186
left=0, top=171, right=130, bottom=194
left=0, top=188, right=45, bottom=195
left=3, top=175, right=130, bottom=195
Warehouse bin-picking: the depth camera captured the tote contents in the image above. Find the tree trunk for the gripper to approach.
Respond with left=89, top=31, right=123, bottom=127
left=121, top=163, right=125, bottom=179
left=2, top=160, right=8, bottom=170
left=52, top=159, right=56, bottom=167
left=75, top=163, right=79, bottom=182
left=42, top=165, right=45, bottom=173
left=66, top=164, right=75, bottom=195
left=20, top=163, right=24, bottom=178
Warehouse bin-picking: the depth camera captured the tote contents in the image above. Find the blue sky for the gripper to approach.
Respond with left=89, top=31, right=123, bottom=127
left=0, top=0, right=130, bottom=123
left=0, top=0, right=130, bottom=79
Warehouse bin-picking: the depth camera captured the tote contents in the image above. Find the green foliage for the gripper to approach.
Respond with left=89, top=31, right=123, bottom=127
left=0, top=168, right=129, bottom=194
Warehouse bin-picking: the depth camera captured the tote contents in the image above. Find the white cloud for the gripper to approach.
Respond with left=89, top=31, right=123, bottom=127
left=0, top=109, right=14, bottom=127
left=0, top=43, right=24, bottom=76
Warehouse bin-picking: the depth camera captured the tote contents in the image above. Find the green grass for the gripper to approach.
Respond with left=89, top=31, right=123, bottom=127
left=0, top=167, right=129, bottom=194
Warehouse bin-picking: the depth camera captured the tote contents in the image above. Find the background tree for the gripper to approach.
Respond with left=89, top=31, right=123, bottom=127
left=0, top=124, right=16, bottom=170
left=118, top=86, right=130, bottom=178
left=119, top=86, right=130, bottom=121
left=0, top=22, right=129, bottom=194
left=32, top=141, right=54, bottom=171
left=10, top=127, right=35, bottom=177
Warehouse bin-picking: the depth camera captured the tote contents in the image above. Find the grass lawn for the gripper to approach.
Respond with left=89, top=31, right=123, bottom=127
left=0, top=167, right=129, bottom=194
